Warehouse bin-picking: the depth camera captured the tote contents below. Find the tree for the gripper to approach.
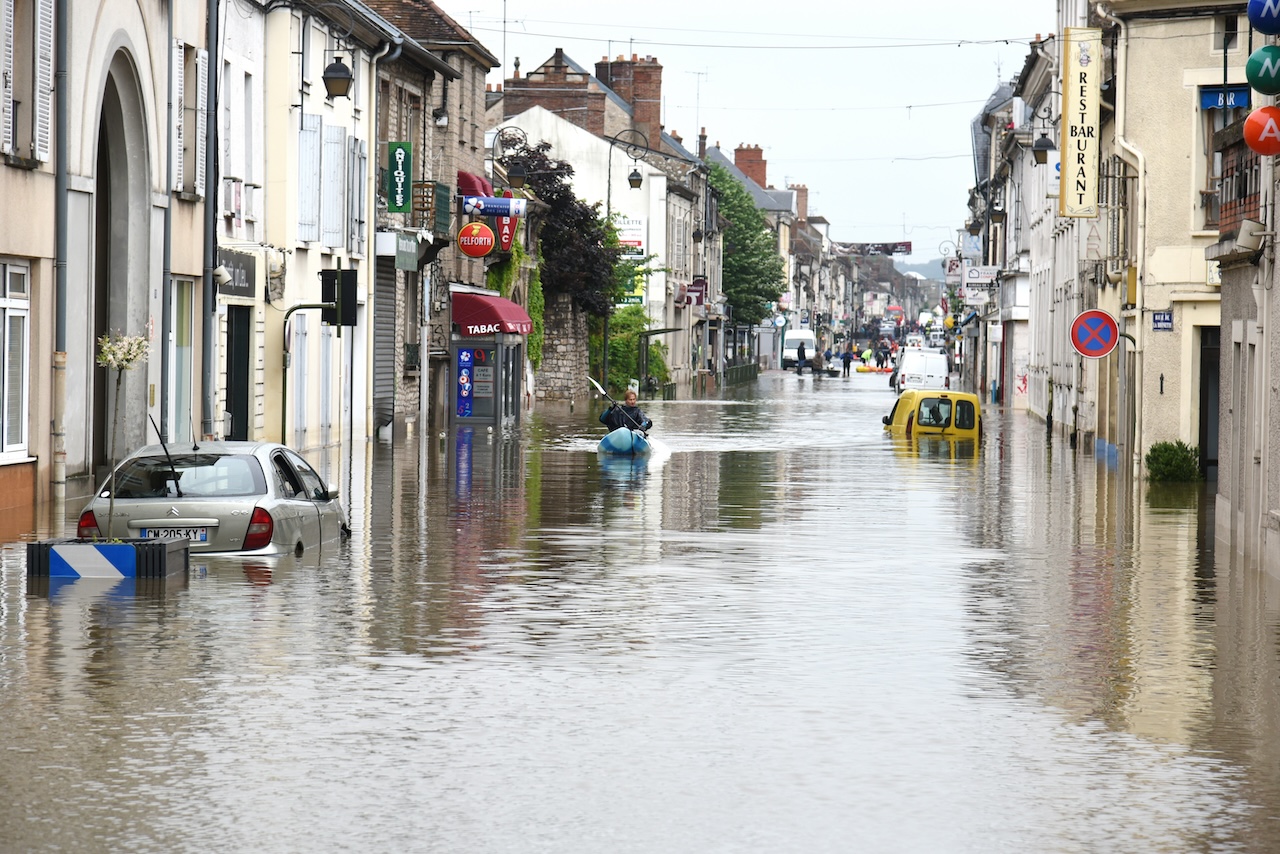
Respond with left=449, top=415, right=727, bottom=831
left=708, top=163, right=786, bottom=325
left=498, top=138, right=623, bottom=316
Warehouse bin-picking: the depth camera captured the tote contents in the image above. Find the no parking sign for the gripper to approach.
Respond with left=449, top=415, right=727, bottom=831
left=1070, top=309, right=1119, bottom=359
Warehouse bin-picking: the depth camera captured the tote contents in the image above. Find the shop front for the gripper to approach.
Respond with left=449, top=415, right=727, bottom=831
left=449, top=288, right=532, bottom=429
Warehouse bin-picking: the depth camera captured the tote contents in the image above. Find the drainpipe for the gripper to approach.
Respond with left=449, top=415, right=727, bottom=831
left=201, top=0, right=220, bottom=439
left=1097, top=3, right=1145, bottom=475
left=51, top=0, right=69, bottom=507
left=161, top=6, right=175, bottom=441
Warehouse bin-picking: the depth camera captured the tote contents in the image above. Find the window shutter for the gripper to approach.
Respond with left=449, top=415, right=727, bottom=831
left=347, top=138, right=367, bottom=253
left=434, top=182, right=451, bottom=235
left=0, top=0, right=14, bottom=157
left=297, top=113, right=321, bottom=242
left=32, top=0, right=52, bottom=161
left=358, top=139, right=368, bottom=254
left=320, top=124, right=346, bottom=247
left=172, top=40, right=185, bottom=191
left=194, top=48, right=208, bottom=197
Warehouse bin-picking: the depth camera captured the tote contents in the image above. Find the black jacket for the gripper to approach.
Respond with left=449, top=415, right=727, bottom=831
left=600, top=404, right=652, bottom=432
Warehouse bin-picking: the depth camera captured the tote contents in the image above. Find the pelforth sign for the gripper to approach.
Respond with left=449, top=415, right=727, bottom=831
left=1059, top=27, right=1102, bottom=219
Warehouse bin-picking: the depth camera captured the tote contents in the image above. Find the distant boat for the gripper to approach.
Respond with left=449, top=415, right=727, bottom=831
left=597, top=427, right=652, bottom=456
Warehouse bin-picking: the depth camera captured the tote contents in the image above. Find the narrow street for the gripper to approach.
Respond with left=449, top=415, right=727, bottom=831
left=2, top=370, right=1276, bottom=852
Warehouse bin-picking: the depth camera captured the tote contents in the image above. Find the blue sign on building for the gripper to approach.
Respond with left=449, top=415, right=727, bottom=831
left=1153, top=310, right=1173, bottom=331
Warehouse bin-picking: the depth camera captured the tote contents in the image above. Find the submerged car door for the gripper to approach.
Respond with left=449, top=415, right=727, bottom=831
left=284, top=449, right=343, bottom=547
left=269, top=451, right=322, bottom=550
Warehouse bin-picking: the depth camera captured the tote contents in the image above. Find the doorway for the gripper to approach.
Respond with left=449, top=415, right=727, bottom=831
left=227, top=305, right=252, bottom=440
left=1199, top=325, right=1220, bottom=480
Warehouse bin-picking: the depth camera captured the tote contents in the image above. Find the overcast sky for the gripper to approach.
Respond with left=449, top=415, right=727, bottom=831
left=452, top=1, right=1055, bottom=265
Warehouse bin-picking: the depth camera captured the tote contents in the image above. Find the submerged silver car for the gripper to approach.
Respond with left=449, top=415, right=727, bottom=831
left=77, top=441, right=349, bottom=556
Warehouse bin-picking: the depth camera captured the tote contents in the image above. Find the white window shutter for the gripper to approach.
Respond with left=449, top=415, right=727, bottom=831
left=356, top=139, right=368, bottom=254
left=0, top=0, right=14, bottom=157
left=297, top=113, right=321, bottom=242
left=320, top=124, right=346, bottom=247
left=194, top=48, right=208, bottom=197
left=172, top=40, right=185, bottom=191
left=346, top=137, right=367, bottom=252
left=32, top=0, right=52, bottom=161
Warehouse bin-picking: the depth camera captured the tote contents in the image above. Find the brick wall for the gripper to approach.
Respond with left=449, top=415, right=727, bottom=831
left=735, top=144, right=767, bottom=188
left=535, top=292, right=588, bottom=401
left=500, top=48, right=608, bottom=135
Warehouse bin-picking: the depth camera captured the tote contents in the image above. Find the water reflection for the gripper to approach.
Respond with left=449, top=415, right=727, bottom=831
left=3, top=372, right=1280, bottom=850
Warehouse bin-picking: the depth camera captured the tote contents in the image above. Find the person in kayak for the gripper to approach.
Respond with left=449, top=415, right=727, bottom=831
left=600, top=389, right=652, bottom=432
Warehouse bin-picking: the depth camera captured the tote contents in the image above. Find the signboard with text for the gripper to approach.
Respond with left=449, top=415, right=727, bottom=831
left=387, top=142, right=412, bottom=213
left=1060, top=27, right=1103, bottom=218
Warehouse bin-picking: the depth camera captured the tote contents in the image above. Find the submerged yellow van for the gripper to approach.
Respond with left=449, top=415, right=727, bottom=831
left=882, top=389, right=982, bottom=440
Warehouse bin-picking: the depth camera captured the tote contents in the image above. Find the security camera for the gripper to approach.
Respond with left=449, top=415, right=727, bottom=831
left=213, top=265, right=232, bottom=286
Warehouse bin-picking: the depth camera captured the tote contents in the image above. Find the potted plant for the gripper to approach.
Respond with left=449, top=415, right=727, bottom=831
left=27, top=328, right=188, bottom=580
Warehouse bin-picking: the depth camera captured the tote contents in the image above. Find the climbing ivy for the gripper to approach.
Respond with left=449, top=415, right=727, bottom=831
left=485, top=234, right=545, bottom=368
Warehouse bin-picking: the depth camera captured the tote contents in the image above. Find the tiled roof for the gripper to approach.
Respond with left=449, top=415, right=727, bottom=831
left=362, top=0, right=499, bottom=67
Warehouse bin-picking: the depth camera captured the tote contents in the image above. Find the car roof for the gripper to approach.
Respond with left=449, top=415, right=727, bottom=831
left=127, top=441, right=283, bottom=456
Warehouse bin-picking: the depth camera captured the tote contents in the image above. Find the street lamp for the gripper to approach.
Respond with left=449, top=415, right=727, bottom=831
left=602, top=128, right=649, bottom=392
left=489, top=126, right=530, bottom=190
left=322, top=55, right=353, bottom=98
left=1032, top=132, right=1056, bottom=165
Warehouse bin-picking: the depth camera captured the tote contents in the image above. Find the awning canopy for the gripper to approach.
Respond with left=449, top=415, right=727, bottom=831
left=452, top=292, right=532, bottom=336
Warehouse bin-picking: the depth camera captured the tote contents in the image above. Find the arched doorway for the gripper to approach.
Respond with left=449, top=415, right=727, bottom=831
left=90, top=53, right=151, bottom=481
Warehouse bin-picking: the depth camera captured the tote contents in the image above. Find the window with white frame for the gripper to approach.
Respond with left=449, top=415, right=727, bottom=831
left=171, top=40, right=209, bottom=196
left=297, top=114, right=365, bottom=250
left=1, top=0, right=53, bottom=162
left=0, top=260, right=29, bottom=456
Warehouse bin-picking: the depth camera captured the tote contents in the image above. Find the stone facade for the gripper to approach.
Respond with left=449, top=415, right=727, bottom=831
left=537, top=293, right=589, bottom=402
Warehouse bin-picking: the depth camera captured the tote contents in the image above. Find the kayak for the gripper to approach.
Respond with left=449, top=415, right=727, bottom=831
left=598, top=427, right=652, bottom=456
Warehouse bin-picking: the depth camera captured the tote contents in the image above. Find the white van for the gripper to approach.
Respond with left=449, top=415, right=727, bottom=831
left=894, top=350, right=951, bottom=394
left=782, top=329, right=817, bottom=370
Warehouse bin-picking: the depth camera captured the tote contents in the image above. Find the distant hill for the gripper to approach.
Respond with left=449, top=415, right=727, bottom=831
left=895, top=258, right=947, bottom=280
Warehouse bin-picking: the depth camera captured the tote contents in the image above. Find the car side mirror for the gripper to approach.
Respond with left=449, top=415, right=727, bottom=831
left=315, top=484, right=339, bottom=502
left=882, top=415, right=890, bottom=425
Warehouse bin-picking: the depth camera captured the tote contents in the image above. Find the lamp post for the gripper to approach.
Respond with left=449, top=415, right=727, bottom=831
left=602, top=128, right=648, bottom=393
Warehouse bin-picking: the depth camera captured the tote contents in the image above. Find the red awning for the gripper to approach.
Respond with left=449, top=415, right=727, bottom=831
left=452, top=292, right=532, bottom=336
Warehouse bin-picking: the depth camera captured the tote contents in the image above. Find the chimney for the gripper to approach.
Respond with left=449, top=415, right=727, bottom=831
left=735, top=144, right=766, bottom=187
left=670, top=130, right=682, bottom=145
left=596, top=54, right=663, bottom=149
left=791, top=184, right=808, bottom=221
left=698, top=127, right=707, bottom=159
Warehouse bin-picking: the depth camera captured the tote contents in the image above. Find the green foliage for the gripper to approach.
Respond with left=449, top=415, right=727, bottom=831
left=1145, top=440, right=1202, bottom=482
left=497, top=138, right=621, bottom=317
left=590, top=304, right=669, bottom=394
left=708, top=163, right=786, bottom=325
left=485, top=234, right=545, bottom=367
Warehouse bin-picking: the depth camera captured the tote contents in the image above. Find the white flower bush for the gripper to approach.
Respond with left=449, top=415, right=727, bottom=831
left=97, top=329, right=152, bottom=538
left=96, top=332, right=150, bottom=371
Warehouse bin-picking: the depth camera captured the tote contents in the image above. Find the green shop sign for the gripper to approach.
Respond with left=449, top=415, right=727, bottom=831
left=387, top=142, right=412, bottom=213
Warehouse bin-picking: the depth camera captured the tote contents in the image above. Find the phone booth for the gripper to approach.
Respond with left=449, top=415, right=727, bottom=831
left=449, top=288, right=532, bottom=429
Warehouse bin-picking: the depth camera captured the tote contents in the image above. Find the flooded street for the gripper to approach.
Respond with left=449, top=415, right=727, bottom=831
left=4, top=369, right=1280, bottom=852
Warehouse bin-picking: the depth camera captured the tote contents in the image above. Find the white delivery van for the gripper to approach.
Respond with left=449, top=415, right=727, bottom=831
left=894, top=350, right=951, bottom=394
left=782, top=329, right=817, bottom=370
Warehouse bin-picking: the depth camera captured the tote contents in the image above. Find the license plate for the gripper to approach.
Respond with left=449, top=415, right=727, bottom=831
left=141, top=527, right=208, bottom=542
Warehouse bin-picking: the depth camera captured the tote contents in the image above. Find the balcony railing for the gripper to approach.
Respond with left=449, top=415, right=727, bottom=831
left=1215, top=119, right=1262, bottom=236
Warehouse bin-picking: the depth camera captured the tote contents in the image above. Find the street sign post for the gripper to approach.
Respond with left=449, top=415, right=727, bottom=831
left=1070, top=309, right=1119, bottom=358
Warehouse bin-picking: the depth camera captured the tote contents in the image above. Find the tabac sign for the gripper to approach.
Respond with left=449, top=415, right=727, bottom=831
left=1059, top=27, right=1102, bottom=219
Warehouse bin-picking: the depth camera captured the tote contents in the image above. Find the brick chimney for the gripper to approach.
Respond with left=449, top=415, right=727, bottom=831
left=791, top=184, right=808, bottom=221
left=596, top=54, right=664, bottom=149
left=735, top=144, right=767, bottom=187
left=698, top=127, right=707, bottom=159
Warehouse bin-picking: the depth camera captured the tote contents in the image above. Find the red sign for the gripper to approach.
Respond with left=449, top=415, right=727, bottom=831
left=497, top=190, right=518, bottom=252
left=456, top=222, right=495, bottom=258
left=1070, top=309, right=1119, bottom=359
left=1245, top=106, right=1280, bottom=155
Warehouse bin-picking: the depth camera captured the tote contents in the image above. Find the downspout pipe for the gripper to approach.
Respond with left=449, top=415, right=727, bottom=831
left=1098, top=3, right=1145, bottom=475
left=161, top=6, right=174, bottom=441
left=52, top=0, right=69, bottom=505
left=202, top=0, right=220, bottom=439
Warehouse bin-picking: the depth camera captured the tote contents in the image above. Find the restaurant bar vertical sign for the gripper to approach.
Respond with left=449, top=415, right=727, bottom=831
left=1059, top=27, right=1101, bottom=218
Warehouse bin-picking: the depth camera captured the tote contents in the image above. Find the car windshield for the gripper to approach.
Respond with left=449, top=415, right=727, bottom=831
left=107, top=453, right=267, bottom=498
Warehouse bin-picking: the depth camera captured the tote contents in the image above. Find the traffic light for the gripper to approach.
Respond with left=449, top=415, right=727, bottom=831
left=320, top=269, right=357, bottom=326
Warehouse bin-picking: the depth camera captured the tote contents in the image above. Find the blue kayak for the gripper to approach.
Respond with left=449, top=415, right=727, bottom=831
left=597, top=427, right=652, bottom=456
